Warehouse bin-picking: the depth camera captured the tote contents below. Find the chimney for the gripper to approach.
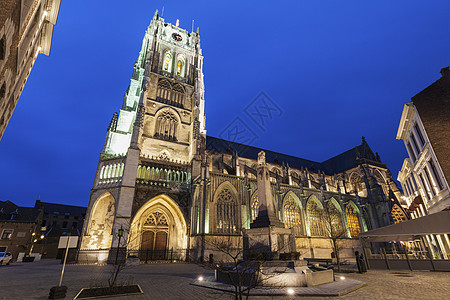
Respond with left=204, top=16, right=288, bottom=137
left=440, top=66, right=449, bottom=77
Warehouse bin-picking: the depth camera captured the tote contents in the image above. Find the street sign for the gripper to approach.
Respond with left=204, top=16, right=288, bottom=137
left=58, top=236, right=78, bottom=249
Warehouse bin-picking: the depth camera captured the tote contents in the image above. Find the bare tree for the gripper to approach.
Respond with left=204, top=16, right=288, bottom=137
left=321, top=206, right=348, bottom=272
left=206, top=234, right=254, bottom=300
left=106, top=218, right=139, bottom=289
left=204, top=230, right=291, bottom=300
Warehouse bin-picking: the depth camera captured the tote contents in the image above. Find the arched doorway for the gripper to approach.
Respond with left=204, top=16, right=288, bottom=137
left=141, top=211, right=169, bottom=259
left=128, top=194, right=187, bottom=261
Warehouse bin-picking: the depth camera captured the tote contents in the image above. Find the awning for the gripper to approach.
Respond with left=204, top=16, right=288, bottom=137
left=358, top=209, right=450, bottom=242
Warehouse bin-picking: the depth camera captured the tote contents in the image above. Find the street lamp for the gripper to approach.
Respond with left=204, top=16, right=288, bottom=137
left=115, top=226, right=124, bottom=265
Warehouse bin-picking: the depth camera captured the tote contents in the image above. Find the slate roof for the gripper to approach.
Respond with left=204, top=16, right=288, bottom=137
left=35, top=200, right=86, bottom=216
left=206, top=135, right=385, bottom=175
left=0, top=201, right=41, bottom=223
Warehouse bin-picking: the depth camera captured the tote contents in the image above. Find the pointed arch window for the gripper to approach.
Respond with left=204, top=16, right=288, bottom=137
left=216, top=187, right=238, bottom=234
left=144, top=211, right=169, bottom=226
left=271, top=168, right=281, bottom=183
left=163, top=52, right=173, bottom=72
left=327, top=201, right=344, bottom=234
left=346, top=204, right=361, bottom=237
left=307, top=199, right=326, bottom=236
left=291, top=172, right=300, bottom=186
left=250, top=192, right=259, bottom=221
left=362, top=207, right=372, bottom=231
left=176, top=57, right=185, bottom=77
left=154, top=110, right=178, bottom=141
left=156, top=79, right=185, bottom=108
left=391, top=204, right=407, bottom=224
left=283, top=195, right=303, bottom=235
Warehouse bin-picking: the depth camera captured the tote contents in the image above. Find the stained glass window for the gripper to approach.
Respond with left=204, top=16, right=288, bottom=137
left=346, top=204, right=361, bottom=237
left=327, top=201, right=343, bottom=233
left=251, top=193, right=259, bottom=221
left=283, top=195, right=303, bottom=235
left=307, top=199, right=326, bottom=236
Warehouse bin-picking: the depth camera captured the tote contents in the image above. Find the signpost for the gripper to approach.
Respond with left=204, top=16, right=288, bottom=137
left=48, top=235, right=79, bottom=299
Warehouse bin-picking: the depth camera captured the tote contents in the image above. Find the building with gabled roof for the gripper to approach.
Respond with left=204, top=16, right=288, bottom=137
left=0, top=200, right=42, bottom=259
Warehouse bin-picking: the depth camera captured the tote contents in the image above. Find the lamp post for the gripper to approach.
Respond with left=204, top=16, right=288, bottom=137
left=115, top=226, right=124, bottom=265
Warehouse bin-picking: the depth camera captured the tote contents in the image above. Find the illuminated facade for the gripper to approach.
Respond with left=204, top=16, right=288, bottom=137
left=79, top=11, right=405, bottom=263
left=396, top=67, right=450, bottom=258
left=0, top=0, right=61, bottom=140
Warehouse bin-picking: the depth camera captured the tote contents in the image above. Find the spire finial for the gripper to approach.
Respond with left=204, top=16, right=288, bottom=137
left=176, top=19, right=179, bottom=27
left=153, top=9, right=159, bottom=20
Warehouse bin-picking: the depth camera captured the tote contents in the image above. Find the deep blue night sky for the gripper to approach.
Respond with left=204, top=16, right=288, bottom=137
left=1, top=1, right=449, bottom=207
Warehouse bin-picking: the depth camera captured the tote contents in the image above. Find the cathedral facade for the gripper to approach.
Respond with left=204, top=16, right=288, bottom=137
left=79, top=12, right=406, bottom=263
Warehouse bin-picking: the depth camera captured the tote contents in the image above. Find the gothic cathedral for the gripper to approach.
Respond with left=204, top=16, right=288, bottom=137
left=79, top=11, right=407, bottom=263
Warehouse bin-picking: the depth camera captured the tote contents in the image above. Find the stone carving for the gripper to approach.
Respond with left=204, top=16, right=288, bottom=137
left=158, top=150, right=171, bottom=161
left=258, top=151, right=266, bottom=166
left=218, top=188, right=233, bottom=202
left=144, top=211, right=168, bottom=226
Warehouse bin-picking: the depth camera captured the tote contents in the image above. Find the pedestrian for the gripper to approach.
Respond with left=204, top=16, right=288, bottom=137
left=359, top=253, right=367, bottom=273
left=355, top=251, right=362, bottom=273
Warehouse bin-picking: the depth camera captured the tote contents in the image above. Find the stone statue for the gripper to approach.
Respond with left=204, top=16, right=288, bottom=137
left=258, top=151, right=266, bottom=166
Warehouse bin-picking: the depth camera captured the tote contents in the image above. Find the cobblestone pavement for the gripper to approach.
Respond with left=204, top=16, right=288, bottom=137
left=0, top=260, right=449, bottom=299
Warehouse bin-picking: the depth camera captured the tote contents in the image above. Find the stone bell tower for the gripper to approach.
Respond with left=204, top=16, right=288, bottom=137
left=79, top=10, right=206, bottom=263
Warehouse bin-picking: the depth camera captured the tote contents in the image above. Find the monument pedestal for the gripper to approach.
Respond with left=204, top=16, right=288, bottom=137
left=244, top=226, right=295, bottom=260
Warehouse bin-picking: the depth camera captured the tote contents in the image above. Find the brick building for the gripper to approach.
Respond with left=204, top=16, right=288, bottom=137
left=35, top=200, right=86, bottom=258
left=0, top=200, right=42, bottom=259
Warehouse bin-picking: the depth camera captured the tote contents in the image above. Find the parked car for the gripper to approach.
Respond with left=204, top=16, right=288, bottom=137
left=0, top=252, right=12, bottom=265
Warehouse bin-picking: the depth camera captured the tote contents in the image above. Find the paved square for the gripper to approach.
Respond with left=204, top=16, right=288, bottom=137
left=0, top=260, right=449, bottom=299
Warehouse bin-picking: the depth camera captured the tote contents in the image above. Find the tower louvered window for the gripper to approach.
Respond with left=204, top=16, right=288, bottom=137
left=154, top=110, right=178, bottom=141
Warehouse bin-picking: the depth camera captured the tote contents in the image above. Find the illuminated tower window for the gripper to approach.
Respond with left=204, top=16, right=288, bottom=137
left=163, top=52, right=172, bottom=72
left=177, top=58, right=185, bottom=77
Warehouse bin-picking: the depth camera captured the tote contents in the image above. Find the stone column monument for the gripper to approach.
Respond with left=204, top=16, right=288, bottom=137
left=245, top=151, right=295, bottom=259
